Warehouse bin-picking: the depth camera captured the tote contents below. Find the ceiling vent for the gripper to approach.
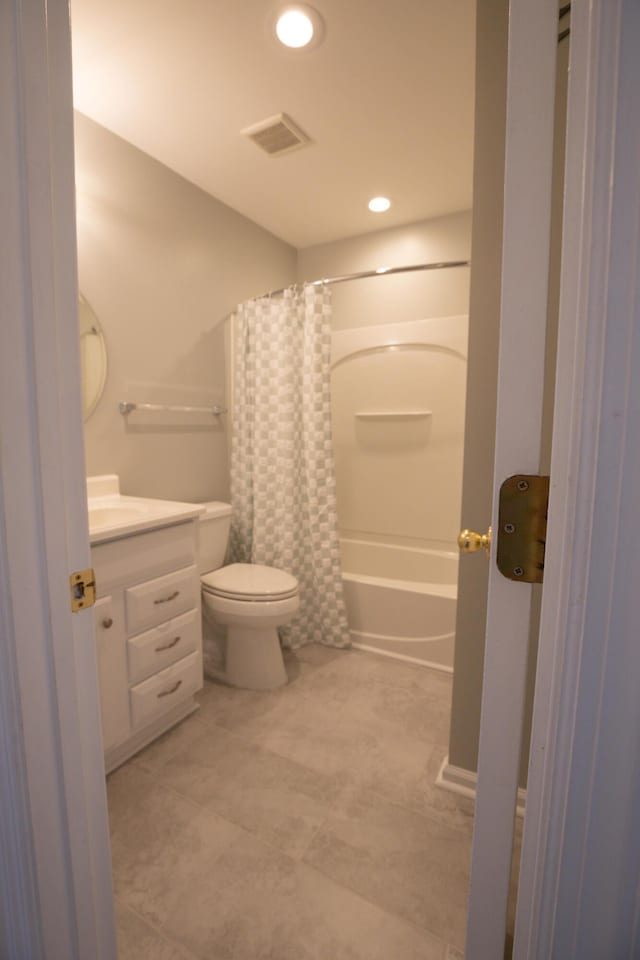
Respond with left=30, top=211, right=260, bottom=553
left=241, top=113, right=311, bottom=157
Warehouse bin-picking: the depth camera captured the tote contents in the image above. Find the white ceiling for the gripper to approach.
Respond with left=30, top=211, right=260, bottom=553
left=71, top=0, right=476, bottom=249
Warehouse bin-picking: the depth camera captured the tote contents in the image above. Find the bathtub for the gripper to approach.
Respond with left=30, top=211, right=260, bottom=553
left=340, top=537, right=458, bottom=671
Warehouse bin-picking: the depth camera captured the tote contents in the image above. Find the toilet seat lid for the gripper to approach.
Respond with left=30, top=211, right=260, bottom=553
left=201, top=563, right=298, bottom=600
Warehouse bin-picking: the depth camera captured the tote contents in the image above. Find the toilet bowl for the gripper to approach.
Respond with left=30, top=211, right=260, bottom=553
left=197, top=503, right=299, bottom=690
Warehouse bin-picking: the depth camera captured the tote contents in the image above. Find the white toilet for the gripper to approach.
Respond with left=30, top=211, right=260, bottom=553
left=197, top=501, right=299, bottom=690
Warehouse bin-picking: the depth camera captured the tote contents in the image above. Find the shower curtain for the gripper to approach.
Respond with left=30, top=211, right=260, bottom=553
left=229, top=284, right=350, bottom=649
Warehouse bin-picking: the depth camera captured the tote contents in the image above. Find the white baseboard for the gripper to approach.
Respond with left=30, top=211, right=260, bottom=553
left=436, top=755, right=527, bottom=819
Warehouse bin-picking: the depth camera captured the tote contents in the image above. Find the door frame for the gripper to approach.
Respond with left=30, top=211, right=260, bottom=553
left=1, top=0, right=115, bottom=957
left=464, top=1, right=559, bottom=953
left=515, top=0, right=640, bottom=955
left=1, top=0, right=637, bottom=958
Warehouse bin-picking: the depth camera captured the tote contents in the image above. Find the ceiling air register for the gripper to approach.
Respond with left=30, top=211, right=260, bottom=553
left=241, top=113, right=311, bottom=157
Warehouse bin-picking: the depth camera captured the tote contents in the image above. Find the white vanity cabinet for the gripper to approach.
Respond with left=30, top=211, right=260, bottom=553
left=91, top=519, right=203, bottom=773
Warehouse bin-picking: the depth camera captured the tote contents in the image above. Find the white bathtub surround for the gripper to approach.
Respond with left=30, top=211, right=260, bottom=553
left=331, top=316, right=467, bottom=670
left=330, top=316, right=467, bottom=552
left=229, top=284, right=350, bottom=649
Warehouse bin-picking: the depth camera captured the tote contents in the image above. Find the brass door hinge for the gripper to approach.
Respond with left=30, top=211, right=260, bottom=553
left=496, top=475, right=550, bottom=583
left=70, top=568, right=96, bottom=612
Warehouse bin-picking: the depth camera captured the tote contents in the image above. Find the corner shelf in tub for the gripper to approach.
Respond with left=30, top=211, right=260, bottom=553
left=355, top=410, right=433, bottom=420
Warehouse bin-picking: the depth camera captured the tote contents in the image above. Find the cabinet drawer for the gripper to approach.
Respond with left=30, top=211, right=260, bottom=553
left=128, top=608, right=199, bottom=685
left=125, top=565, right=199, bottom=635
left=130, top=651, right=201, bottom=729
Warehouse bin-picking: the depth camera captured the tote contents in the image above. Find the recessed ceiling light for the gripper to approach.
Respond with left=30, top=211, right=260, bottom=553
left=275, top=5, right=324, bottom=49
left=368, top=196, right=391, bottom=213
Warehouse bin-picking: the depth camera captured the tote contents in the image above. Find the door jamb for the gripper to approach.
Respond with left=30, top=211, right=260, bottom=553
left=516, top=0, right=640, bottom=955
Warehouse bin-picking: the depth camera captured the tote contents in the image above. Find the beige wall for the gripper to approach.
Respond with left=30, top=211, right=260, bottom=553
left=76, top=112, right=296, bottom=503
left=448, top=0, right=508, bottom=778
left=297, top=212, right=471, bottom=330
left=449, top=0, right=568, bottom=786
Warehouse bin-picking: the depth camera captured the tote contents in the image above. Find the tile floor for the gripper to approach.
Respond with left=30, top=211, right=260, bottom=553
left=109, top=645, right=477, bottom=959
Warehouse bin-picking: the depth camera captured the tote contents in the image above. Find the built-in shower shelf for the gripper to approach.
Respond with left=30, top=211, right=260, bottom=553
left=355, top=410, right=432, bottom=420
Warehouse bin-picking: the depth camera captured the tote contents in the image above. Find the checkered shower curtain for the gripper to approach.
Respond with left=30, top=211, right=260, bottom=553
left=229, top=284, right=351, bottom=649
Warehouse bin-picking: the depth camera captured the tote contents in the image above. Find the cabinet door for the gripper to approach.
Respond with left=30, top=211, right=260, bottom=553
left=94, top=595, right=130, bottom=752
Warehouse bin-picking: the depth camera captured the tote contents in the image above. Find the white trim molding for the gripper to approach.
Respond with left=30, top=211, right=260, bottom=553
left=0, top=512, right=44, bottom=960
left=464, top=0, right=558, bottom=955
left=1, top=0, right=116, bottom=956
left=436, top=756, right=526, bottom=819
left=515, top=1, right=640, bottom=957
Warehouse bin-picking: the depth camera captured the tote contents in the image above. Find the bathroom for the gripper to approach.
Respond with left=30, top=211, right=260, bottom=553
left=69, top=1, right=565, bottom=957
left=9, top=0, right=640, bottom=956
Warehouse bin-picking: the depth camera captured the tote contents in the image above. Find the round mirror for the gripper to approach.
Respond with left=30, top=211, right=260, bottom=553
left=79, top=293, right=107, bottom=420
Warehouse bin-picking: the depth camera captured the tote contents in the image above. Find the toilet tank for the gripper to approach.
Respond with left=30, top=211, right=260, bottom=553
left=197, top=501, right=233, bottom=574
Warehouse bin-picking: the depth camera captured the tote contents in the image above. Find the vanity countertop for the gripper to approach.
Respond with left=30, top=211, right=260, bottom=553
left=87, top=475, right=204, bottom=545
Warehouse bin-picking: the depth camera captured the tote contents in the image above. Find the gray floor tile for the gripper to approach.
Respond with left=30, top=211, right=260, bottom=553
left=115, top=899, right=202, bottom=960
left=195, top=678, right=309, bottom=740
left=108, top=764, right=255, bottom=928
left=109, top=646, right=475, bottom=958
left=286, top=643, right=351, bottom=667
left=319, top=649, right=454, bottom=702
left=163, top=850, right=448, bottom=960
left=283, top=648, right=453, bottom=712
left=446, top=947, right=465, bottom=960
left=281, top=652, right=363, bottom=708
left=285, top=642, right=348, bottom=671
left=130, top=713, right=209, bottom=775
left=303, top=782, right=471, bottom=949
left=413, top=748, right=476, bottom=833
left=341, top=674, right=452, bottom=745
left=196, top=642, right=347, bottom=725
left=249, top=693, right=364, bottom=776
left=201, top=657, right=462, bottom=827
left=195, top=680, right=279, bottom=729
left=154, top=725, right=343, bottom=858
left=308, top=702, right=471, bottom=831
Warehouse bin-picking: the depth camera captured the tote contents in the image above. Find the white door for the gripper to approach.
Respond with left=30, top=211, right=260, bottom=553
left=1, top=0, right=116, bottom=956
left=463, top=1, right=560, bottom=957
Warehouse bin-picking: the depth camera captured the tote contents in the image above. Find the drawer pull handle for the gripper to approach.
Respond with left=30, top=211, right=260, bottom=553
left=155, top=635, right=181, bottom=652
left=102, top=617, right=113, bottom=629
left=154, top=590, right=180, bottom=605
left=157, top=680, right=182, bottom=699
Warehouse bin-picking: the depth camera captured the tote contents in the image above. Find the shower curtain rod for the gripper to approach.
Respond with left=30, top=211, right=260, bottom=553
left=255, top=259, right=471, bottom=300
